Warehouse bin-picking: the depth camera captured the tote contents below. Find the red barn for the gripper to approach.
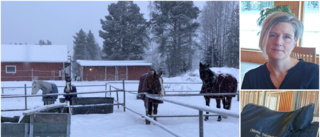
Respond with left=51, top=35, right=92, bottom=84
left=76, top=60, right=152, bottom=81
left=1, top=45, right=70, bottom=81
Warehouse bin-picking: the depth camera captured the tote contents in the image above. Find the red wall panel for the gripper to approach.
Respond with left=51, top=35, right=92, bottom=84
left=1, top=62, right=64, bottom=81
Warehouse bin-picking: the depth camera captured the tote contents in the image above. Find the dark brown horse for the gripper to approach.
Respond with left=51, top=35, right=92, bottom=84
left=138, top=70, right=165, bottom=124
left=199, top=63, right=237, bottom=121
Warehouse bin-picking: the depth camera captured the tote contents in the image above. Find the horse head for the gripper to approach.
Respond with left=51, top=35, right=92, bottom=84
left=199, top=62, right=217, bottom=87
left=147, top=70, right=165, bottom=97
left=32, top=81, right=40, bottom=95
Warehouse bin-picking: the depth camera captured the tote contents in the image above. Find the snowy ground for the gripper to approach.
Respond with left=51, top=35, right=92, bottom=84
left=1, top=67, right=239, bottom=137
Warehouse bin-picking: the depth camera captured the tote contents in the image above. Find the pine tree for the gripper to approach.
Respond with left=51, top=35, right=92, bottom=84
left=99, top=1, right=149, bottom=60
left=46, top=40, right=52, bottom=45
left=38, top=40, right=52, bottom=45
left=38, top=40, right=46, bottom=45
left=72, top=29, right=88, bottom=75
left=87, top=30, right=101, bottom=60
left=150, top=1, right=200, bottom=77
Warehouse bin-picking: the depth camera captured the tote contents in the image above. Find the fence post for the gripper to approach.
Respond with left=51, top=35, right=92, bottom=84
left=105, top=83, right=107, bottom=97
left=123, top=80, right=126, bottom=112
left=25, top=84, right=27, bottom=110
left=116, top=89, right=119, bottom=109
left=237, top=90, right=239, bottom=101
left=199, top=110, right=204, bottom=137
left=109, top=85, right=111, bottom=96
left=29, top=114, right=34, bottom=137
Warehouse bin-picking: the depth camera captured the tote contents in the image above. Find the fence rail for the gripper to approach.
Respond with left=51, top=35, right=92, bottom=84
left=1, top=90, right=119, bottom=98
left=1, top=84, right=109, bottom=94
left=145, top=94, right=239, bottom=118
left=2, top=80, right=239, bottom=137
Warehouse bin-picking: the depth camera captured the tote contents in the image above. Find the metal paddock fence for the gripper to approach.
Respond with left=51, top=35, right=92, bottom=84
left=2, top=80, right=240, bottom=137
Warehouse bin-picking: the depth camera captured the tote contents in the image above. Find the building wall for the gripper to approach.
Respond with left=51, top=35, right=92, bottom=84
left=1, top=62, right=64, bottom=81
left=106, top=67, right=116, bottom=81
left=81, top=66, right=151, bottom=81
left=128, top=66, right=150, bottom=80
left=82, top=66, right=105, bottom=81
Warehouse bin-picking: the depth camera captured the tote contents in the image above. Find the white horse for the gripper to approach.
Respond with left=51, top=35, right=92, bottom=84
left=32, top=81, right=58, bottom=105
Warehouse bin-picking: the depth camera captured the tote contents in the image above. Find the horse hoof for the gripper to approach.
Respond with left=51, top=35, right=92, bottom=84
left=224, top=106, right=230, bottom=110
left=217, top=116, right=222, bottom=122
left=154, top=118, right=157, bottom=121
left=204, top=117, right=209, bottom=121
left=146, top=121, right=151, bottom=125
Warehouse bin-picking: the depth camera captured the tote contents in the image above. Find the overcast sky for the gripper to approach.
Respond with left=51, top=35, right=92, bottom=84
left=1, top=1, right=206, bottom=54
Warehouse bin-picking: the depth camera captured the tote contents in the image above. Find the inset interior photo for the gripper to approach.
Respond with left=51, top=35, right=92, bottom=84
left=240, top=1, right=319, bottom=90
left=240, top=91, right=319, bottom=137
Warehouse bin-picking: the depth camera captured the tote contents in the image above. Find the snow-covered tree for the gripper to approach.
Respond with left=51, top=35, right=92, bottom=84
left=150, top=1, right=200, bottom=77
left=37, top=40, right=52, bottom=45
left=200, top=1, right=239, bottom=68
left=99, top=1, right=149, bottom=60
left=87, top=30, right=101, bottom=60
left=46, top=40, right=52, bottom=45
left=72, top=29, right=88, bottom=75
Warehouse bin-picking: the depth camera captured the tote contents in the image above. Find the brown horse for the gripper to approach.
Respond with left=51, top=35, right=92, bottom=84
left=138, top=70, right=165, bottom=124
left=199, top=63, right=237, bottom=121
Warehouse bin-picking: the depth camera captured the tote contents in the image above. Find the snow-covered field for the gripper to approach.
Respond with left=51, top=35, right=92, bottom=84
left=1, top=67, right=239, bottom=137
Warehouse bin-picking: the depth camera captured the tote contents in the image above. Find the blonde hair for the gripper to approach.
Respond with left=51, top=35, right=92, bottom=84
left=259, top=12, right=304, bottom=59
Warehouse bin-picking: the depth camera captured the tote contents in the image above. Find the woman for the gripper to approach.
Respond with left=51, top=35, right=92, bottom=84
left=242, top=12, right=319, bottom=89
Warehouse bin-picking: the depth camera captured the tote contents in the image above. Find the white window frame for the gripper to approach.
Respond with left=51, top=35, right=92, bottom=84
left=6, top=65, right=16, bottom=73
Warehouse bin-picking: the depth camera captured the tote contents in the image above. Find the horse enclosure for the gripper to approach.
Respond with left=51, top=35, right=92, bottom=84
left=2, top=80, right=239, bottom=137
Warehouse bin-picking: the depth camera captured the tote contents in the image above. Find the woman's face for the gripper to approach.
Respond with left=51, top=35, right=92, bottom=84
left=266, top=23, right=296, bottom=60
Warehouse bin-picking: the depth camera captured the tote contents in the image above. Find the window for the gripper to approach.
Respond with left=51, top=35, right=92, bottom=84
left=240, top=1, right=274, bottom=49
left=6, top=65, right=16, bottom=73
left=301, top=1, right=320, bottom=54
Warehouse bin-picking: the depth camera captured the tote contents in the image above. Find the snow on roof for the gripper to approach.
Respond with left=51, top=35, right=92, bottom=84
left=1, top=44, right=68, bottom=62
left=76, top=60, right=152, bottom=67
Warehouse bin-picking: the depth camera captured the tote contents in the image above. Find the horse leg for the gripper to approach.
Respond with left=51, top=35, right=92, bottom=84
left=216, top=99, right=221, bottom=108
left=144, top=100, right=149, bottom=124
left=215, top=99, right=222, bottom=122
left=146, top=101, right=153, bottom=125
left=153, top=103, right=158, bottom=121
left=222, top=97, right=226, bottom=109
left=224, top=97, right=232, bottom=110
left=204, top=97, right=210, bottom=121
